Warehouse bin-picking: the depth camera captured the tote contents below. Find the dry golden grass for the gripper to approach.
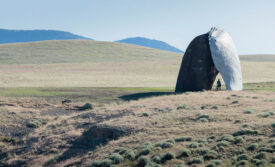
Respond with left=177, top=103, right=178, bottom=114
left=0, top=40, right=274, bottom=87
left=0, top=61, right=274, bottom=87
left=0, top=90, right=274, bottom=166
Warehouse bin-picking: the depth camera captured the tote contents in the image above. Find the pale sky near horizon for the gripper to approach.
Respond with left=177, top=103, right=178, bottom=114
left=1, top=0, right=275, bottom=54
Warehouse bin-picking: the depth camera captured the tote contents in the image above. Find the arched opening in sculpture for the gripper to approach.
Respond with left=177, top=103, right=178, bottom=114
left=175, top=27, right=242, bottom=92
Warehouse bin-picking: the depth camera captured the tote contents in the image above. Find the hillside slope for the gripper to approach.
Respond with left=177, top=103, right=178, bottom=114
left=0, top=40, right=181, bottom=64
left=0, top=40, right=274, bottom=87
left=116, top=37, right=184, bottom=53
left=0, top=90, right=274, bottom=166
left=0, top=29, right=91, bottom=44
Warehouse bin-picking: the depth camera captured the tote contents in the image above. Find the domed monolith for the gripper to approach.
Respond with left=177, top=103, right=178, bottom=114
left=175, top=33, right=219, bottom=92
left=209, top=27, right=243, bottom=90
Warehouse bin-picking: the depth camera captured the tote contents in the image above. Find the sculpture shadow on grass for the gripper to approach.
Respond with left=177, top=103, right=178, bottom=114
left=44, top=126, right=131, bottom=167
left=119, top=91, right=176, bottom=101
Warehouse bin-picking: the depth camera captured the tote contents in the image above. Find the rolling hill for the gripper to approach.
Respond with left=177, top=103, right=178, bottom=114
left=116, top=37, right=184, bottom=53
left=0, top=29, right=91, bottom=44
left=0, top=40, right=180, bottom=64
left=0, top=40, right=274, bottom=87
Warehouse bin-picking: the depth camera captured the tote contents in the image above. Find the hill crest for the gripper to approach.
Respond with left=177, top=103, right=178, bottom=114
left=116, top=37, right=184, bottom=53
left=0, top=29, right=91, bottom=44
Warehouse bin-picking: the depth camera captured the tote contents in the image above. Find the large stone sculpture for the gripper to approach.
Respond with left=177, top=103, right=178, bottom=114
left=209, top=27, right=243, bottom=90
left=175, top=27, right=242, bottom=92
left=175, top=33, right=219, bottom=92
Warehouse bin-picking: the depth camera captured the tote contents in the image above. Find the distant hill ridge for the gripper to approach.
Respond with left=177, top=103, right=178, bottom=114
left=0, top=29, right=184, bottom=53
left=0, top=29, right=91, bottom=44
left=116, top=37, right=184, bottom=53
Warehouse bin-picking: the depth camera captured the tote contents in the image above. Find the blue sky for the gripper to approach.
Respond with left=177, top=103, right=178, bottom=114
left=1, top=0, right=275, bottom=54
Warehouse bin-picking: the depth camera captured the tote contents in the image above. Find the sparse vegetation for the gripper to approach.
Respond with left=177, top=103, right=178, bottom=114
left=162, top=152, right=175, bottom=161
left=243, top=109, right=256, bottom=114
left=78, top=103, right=93, bottom=110
left=26, top=118, right=43, bottom=128
left=247, top=143, right=259, bottom=151
left=1, top=87, right=275, bottom=167
left=175, top=136, right=192, bottom=142
left=188, top=157, right=204, bottom=165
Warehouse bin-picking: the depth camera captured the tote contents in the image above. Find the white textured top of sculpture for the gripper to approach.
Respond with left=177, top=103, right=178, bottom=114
left=209, top=27, right=243, bottom=90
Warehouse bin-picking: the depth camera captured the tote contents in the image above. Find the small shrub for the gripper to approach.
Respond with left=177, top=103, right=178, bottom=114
left=178, top=149, right=191, bottom=158
left=188, top=157, right=204, bottom=165
left=242, top=124, right=249, bottom=128
left=208, top=136, right=216, bottom=140
left=233, top=129, right=259, bottom=136
left=232, top=100, right=238, bottom=104
left=166, top=139, right=175, bottom=143
left=79, top=103, right=93, bottom=110
left=151, top=154, right=162, bottom=163
left=257, top=112, right=271, bottom=118
left=243, top=109, right=255, bottom=114
left=267, top=110, right=275, bottom=115
left=198, top=138, right=207, bottom=144
left=237, top=154, right=249, bottom=161
left=218, top=134, right=234, bottom=142
left=136, top=142, right=153, bottom=150
left=251, top=159, right=260, bottom=164
left=247, top=143, right=258, bottom=151
left=91, top=159, right=113, bottom=167
left=154, top=142, right=173, bottom=149
left=236, top=160, right=249, bottom=167
left=256, top=159, right=267, bottom=166
left=162, top=152, right=175, bottom=161
left=125, top=150, right=135, bottom=160
left=204, top=151, right=217, bottom=160
left=234, top=119, right=242, bottom=124
left=272, top=123, right=275, bottom=128
left=2, top=136, right=13, bottom=143
left=197, top=114, right=209, bottom=119
left=201, top=105, right=207, bottom=110
left=234, top=148, right=246, bottom=155
left=137, top=148, right=151, bottom=157
left=175, top=136, right=192, bottom=142
left=142, top=113, right=149, bottom=117
left=258, top=147, right=273, bottom=153
left=138, top=156, right=150, bottom=166
left=234, top=136, right=244, bottom=144
left=199, top=118, right=208, bottom=122
left=211, top=159, right=223, bottom=165
left=26, top=118, right=43, bottom=128
left=254, top=152, right=267, bottom=160
left=177, top=104, right=187, bottom=110
left=90, top=160, right=101, bottom=167
left=109, top=153, right=124, bottom=164
left=211, top=106, right=218, bottom=109
left=271, top=157, right=275, bottom=163
left=114, top=147, right=128, bottom=155
left=189, top=142, right=199, bottom=148
left=49, top=148, right=58, bottom=153
left=216, top=141, right=229, bottom=147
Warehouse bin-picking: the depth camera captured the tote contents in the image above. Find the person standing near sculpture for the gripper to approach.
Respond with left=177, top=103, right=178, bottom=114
left=216, top=79, right=221, bottom=91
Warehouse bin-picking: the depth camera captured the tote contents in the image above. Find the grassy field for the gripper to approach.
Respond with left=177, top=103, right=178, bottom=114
left=0, top=87, right=274, bottom=167
left=0, top=40, right=274, bottom=167
left=0, top=40, right=274, bottom=87
left=0, top=40, right=180, bottom=64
